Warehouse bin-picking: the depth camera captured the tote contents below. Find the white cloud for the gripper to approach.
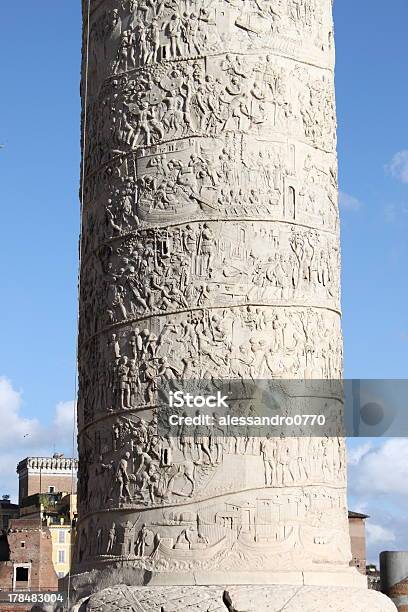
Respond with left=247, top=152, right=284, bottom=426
left=348, top=438, right=408, bottom=563
left=52, top=400, right=77, bottom=442
left=347, top=441, right=372, bottom=466
left=0, top=376, right=76, bottom=501
left=352, top=439, right=408, bottom=496
left=0, top=377, right=42, bottom=450
left=366, top=523, right=396, bottom=546
left=386, top=150, right=408, bottom=184
left=339, top=191, right=362, bottom=211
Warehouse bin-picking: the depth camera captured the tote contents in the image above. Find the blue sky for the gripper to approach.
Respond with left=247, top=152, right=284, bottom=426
left=0, top=1, right=407, bottom=564
left=335, top=0, right=408, bottom=563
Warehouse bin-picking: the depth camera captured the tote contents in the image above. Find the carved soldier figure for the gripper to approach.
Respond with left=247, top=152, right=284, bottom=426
left=194, top=410, right=213, bottom=465
left=135, top=524, right=151, bottom=557
left=261, top=435, right=277, bottom=485
left=114, top=451, right=133, bottom=502
left=117, top=356, right=131, bottom=409
left=166, top=13, right=183, bottom=58
left=106, top=522, right=116, bottom=555
left=211, top=414, right=225, bottom=464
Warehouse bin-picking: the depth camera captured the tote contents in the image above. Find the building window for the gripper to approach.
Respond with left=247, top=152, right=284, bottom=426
left=58, top=550, right=65, bottom=564
left=21, top=542, right=25, bottom=548
left=58, top=530, right=66, bottom=544
left=15, top=567, right=29, bottom=582
left=48, top=486, right=55, bottom=493
left=57, top=571, right=66, bottom=578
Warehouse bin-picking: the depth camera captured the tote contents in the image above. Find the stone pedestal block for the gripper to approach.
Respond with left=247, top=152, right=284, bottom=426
left=71, top=584, right=396, bottom=612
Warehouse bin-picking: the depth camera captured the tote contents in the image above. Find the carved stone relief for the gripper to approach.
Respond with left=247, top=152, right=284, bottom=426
left=76, top=0, right=353, bottom=592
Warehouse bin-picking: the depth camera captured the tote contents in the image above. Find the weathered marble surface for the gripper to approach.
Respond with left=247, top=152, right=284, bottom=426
left=71, top=0, right=396, bottom=609
left=74, top=585, right=396, bottom=612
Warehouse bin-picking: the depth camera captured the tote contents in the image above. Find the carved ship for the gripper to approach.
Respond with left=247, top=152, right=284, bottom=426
left=237, top=525, right=300, bottom=554
left=154, top=536, right=227, bottom=561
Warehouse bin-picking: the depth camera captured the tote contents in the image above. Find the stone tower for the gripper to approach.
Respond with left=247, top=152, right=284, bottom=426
left=71, top=1, right=395, bottom=609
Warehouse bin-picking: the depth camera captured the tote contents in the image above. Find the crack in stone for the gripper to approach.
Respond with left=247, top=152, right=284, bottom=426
left=222, top=587, right=304, bottom=612
left=278, top=586, right=304, bottom=611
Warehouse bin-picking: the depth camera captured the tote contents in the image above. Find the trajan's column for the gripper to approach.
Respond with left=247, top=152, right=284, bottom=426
left=71, top=1, right=395, bottom=610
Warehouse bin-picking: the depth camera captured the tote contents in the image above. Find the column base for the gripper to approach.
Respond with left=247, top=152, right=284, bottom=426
left=63, top=565, right=367, bottom=602
left=68, top=583, right=397, bottom=612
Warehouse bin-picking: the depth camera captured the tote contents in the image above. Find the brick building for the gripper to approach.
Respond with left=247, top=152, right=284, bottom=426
left=0, top=497, right=19, bottom=532
left=0, top=455, right=78, bottom=610
left=19, top=492, right=77, bottom=580
left=348, top=510, right=369, bottom=574
left=17, top=456, right=78, bottom=505
left=0, top=518, right=58, bottom=592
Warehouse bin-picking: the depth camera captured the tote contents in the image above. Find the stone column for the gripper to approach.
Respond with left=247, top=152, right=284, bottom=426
left=72, top=1, right=395, bottom=610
